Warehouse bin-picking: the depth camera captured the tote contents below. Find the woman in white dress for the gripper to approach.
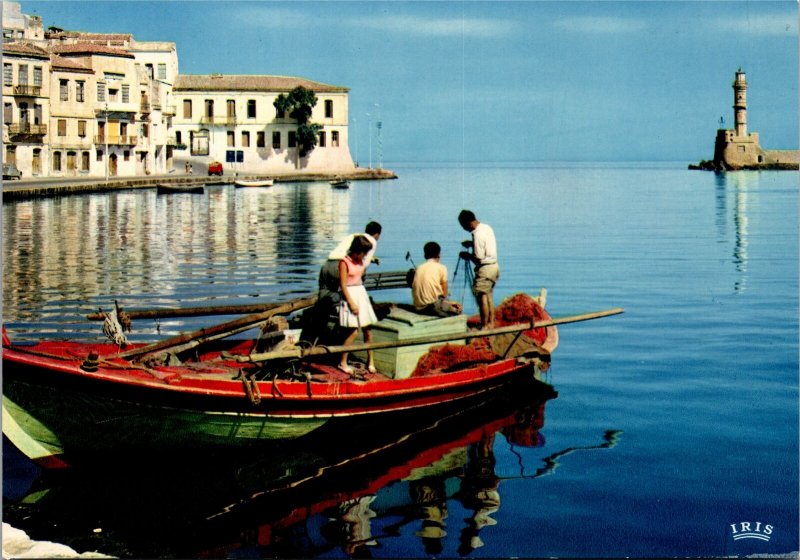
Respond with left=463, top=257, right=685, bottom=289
left=338, top=235, right=378, bottom=374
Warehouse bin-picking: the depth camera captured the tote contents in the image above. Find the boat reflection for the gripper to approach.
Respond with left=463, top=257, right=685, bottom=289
left=4, top=375, right=558, bottom=558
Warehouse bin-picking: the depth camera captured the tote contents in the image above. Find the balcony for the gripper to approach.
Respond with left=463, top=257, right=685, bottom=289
left=199, top=115, right=237, bottom=126
left=94, top=135, right=138, bottom=146
left=162, top=104, right=176, bottom=116
left=12, top=84, right=42, bottom=96
left=140, top=103, right=151, bottom=114
left=8, top=123, right=47, bottom=135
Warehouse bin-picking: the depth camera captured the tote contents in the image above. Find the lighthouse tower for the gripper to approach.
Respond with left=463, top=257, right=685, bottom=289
left=733, top=68, right=747, bottom=137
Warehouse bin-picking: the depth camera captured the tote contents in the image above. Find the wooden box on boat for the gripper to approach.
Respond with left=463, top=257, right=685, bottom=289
left=356, top=307, right=467, bottom=379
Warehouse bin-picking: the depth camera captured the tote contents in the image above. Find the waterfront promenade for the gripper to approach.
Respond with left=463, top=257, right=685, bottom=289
left=2, top=167, right=396, bottom=201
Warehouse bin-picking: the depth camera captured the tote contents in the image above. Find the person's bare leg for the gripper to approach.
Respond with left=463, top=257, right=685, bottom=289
left=339, top=328, right=357, bottom=372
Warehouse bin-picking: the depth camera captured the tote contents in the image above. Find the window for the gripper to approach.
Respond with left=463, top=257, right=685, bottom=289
left=175, top=131, right=182, bottom=144
left=227, top=99, right=235, bottom=118
left=33, top=149, right=42, bottom=174
left=76, top=81, right=85, bottom=102
left=6, top=145, right=16, bottom=165
left=190, top=130, right=212, bottom=156
left=332, top=130, right=339, bottom=147
left=205, top=99, right=214, bottom=118
left=57, top=119, right=67, bottom=136
left=60, top=80, right=69, bottom=101
left=122, top=84, right=130, bottom=104
left=141, top=123, right=149, bottom=138
left=19, top=102, right=28, bottom=124
left=33, top=66, right=42, bottom=87
left=53, top=151, right=62, bottom=171
left=157, top=63, right=166, bottom=80
left=272, top=131, right=281, bottom=149
left=241, top=131, right=250, bottom=147
left=318, top=131, right=326, bottom=147
left=3, top=63, right=11, bottom=86
left=257, top=131, right=265, bottom=148
left=325, top=99, right=333, bottom=118
left=66, top=151, right=76, bottom=171
left=227, top=130, right=234, bottom=147
left=33, top=104, right=42, bottom=124
left=183, top=99, right=192, bottom=119
left=78, top=120, right=87, bottom=137
left=144, top=64, right=153, bottom=79
left=3, top=103, right=11, bottom=125
left=247, top=99, right=256, bottom=118
left=97, top=83, right=106, bottom=102
left=124, top=150, right=130, bottom=161
left=96, top=150, right=103, bottom=162
left=276, top=106, right=285, bottom=119
left=81, top=151, right=90, bottom=171
left=18, top=64, right=28, bottom=85
left=109, top=88, right=118, bottom=102
left=288, top=130, right=297, bottom=148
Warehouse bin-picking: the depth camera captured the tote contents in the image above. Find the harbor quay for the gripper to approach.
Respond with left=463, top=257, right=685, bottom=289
left=1, top=166, right=396, bottom=201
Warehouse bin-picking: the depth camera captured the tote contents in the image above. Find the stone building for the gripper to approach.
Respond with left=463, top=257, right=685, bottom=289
left=173, top=74, right=355, bottom=175
left=698, top=69, right=800, bottom=170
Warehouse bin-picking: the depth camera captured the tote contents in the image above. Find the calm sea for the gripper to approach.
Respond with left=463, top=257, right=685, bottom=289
left=2, top=164, right=798, bottom=558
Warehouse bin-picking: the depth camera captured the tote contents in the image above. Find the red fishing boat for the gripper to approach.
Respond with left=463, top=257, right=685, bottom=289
left=2, top=276, right=622, bottom=469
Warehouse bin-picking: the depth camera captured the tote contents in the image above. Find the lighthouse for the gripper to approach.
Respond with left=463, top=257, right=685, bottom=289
left=733, top=68, right=747, bottom=137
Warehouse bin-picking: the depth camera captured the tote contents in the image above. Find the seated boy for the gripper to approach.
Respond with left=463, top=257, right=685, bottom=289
left=411, top=241, right=463, bottom=317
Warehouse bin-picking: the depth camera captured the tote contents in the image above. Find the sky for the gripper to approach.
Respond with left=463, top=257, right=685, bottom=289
left=21, top=1, right=799, bottom=164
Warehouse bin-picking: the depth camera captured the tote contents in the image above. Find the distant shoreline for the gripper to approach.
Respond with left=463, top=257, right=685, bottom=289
left=1, top=167, right=397, bottom=202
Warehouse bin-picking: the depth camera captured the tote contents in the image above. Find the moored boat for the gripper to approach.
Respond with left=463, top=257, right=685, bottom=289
left=330, top=179, right=350, bottom=189
left=2, top=281, right=622, bottom=469
left=235, top=179, right=274, bottom=188
left=156, top=183, right=204, bottom=194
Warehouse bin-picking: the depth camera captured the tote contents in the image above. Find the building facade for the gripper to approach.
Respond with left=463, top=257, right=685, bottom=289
left=173, top=74, right=355, bottom=174
left=2, top=0, right=356, bottom=179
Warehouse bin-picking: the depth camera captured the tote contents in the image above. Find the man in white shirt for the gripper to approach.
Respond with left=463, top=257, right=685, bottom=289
left=458, top=209, right=499, bottom=329
left=411, top=242, right=462, bottom=317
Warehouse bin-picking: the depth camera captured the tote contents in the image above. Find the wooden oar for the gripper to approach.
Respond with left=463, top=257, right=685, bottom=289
left=87, top=270, right=411, bottom=321
left=115, top=296, right=318, bottom=361
left=226, top=308, right=624, bottom=363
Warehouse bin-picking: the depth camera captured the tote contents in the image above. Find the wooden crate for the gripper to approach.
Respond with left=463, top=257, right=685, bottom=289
left=356, top=307, right=467, bottom=379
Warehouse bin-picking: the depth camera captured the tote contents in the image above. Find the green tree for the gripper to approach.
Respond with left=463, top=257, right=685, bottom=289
left=274, top=86, right=321, bottom=161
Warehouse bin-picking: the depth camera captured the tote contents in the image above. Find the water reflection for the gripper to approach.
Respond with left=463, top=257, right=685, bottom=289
left=2, top=184, right=352, bottom=340
left=714, top=171, right=759, bottom=293
left=3, top=379, right=561, bottom=558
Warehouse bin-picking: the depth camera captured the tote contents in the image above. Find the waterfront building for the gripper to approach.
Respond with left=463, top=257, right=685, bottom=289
left=2, top=41, right=50, bottom=177
left=2, top=0, right=43, bottom=42
left=173, top=74, right=355, bottom=175
left=711, top=69, right=799, bottom=170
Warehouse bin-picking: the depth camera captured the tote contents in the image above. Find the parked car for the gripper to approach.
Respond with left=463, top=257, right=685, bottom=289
left=3, top=163, right=22, bottom=180
left=207, top=161, right=223, bottom=176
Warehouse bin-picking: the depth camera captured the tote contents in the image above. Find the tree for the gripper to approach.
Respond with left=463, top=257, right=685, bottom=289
left=274, top=87, right=321, bottom=162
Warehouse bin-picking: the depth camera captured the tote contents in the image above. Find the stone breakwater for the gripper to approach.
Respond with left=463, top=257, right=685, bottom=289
left=2, top=167, right=397, bottom=201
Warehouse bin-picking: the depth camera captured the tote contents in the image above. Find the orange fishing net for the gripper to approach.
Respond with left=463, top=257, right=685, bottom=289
left=411, top=341, right=497, bottom=377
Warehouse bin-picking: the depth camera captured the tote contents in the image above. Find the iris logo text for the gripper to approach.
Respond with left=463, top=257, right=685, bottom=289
left=730, top=522, right=773, bottom=542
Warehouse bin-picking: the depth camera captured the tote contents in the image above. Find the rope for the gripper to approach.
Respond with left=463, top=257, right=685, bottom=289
left=100, top=307, right=129, bottom=347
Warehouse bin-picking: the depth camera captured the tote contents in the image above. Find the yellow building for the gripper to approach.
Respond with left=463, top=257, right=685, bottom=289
left=173, top=75, right=355, bottom=175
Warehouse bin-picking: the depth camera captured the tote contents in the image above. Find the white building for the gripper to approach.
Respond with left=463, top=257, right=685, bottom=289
left=173, top=74, right=355, bottom=175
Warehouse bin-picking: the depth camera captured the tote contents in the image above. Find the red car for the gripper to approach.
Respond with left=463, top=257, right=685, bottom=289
left=207, top=161, right=223, bottom=176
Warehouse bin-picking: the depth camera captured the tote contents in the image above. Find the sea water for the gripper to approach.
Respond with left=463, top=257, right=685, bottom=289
left=2, top=163, right=797, bottom=558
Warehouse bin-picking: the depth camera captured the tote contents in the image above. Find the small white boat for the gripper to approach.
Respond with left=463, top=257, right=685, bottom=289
left=235, top=179, right=274, bottom=188
left=330, top=179, right=350, bottom=189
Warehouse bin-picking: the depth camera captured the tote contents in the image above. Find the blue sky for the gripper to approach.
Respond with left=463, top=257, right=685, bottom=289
left=23, top=1, right=798, bottom=163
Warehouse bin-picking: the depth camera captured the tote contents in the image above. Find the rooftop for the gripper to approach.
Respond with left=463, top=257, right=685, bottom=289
left=50, top=43, right=135, bottom=59
left=2, top=41, right=49, bottom=59
left=174, top=74, right=349, bottom=93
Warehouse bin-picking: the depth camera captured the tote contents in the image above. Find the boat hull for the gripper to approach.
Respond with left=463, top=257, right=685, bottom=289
left=2, top=339, right=541, bottom=468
